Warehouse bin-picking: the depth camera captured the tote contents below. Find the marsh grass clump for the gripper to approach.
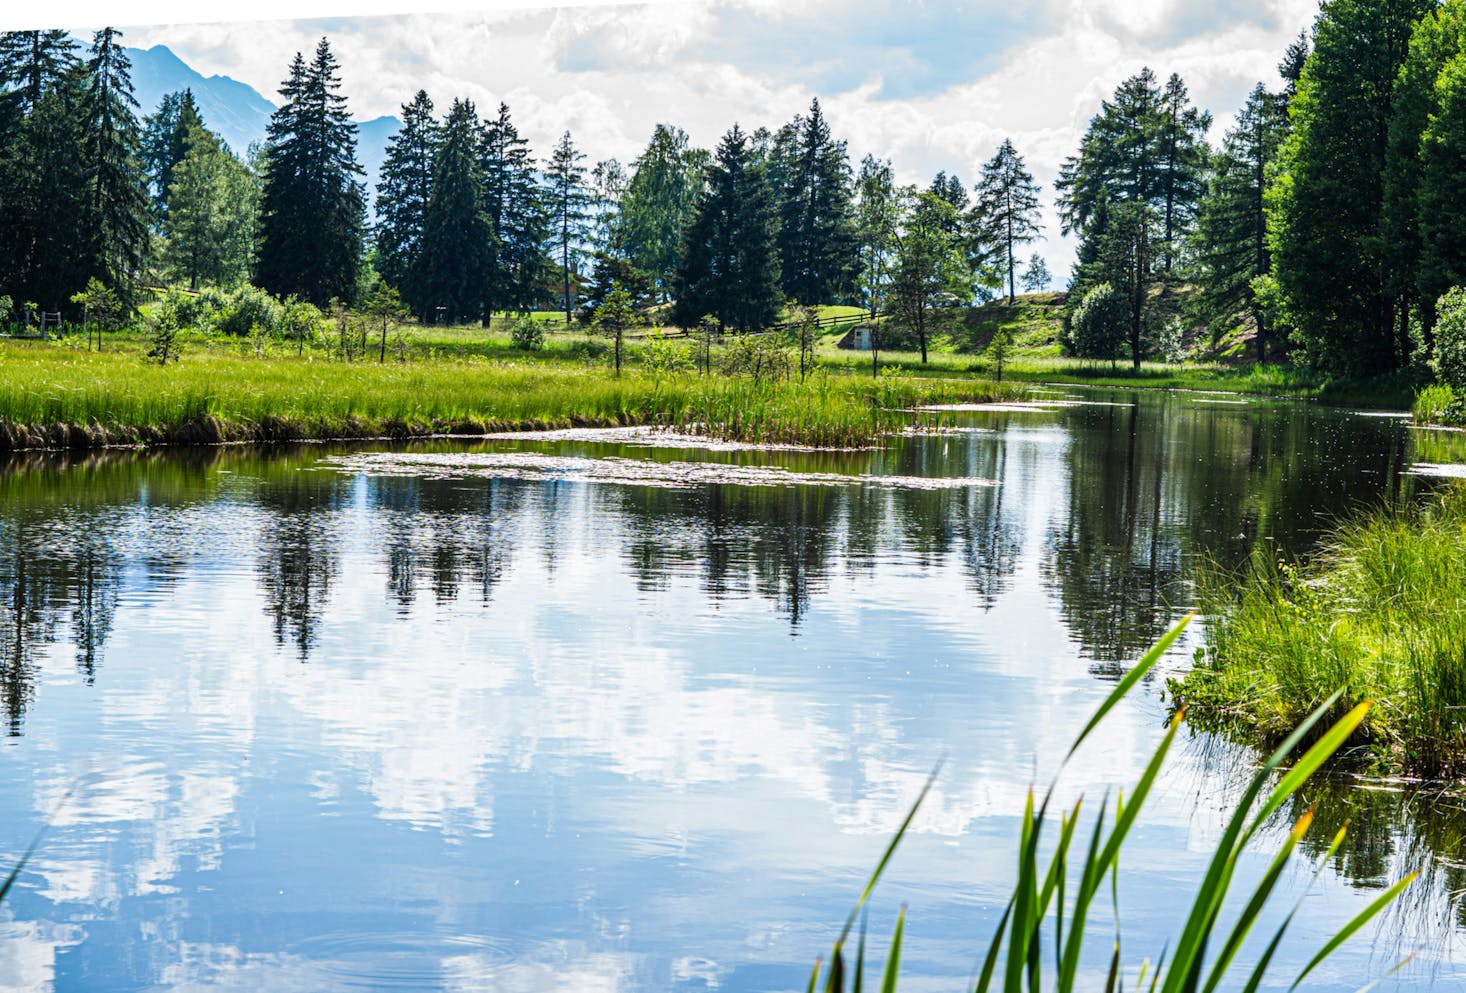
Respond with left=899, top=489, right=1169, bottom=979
left=1172, top=484, right=1466, bottom=778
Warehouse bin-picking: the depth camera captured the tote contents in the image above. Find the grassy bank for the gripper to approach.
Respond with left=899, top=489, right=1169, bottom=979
left=1170, top=484, right=1466, bottom=779
left=0, top=336, right=1025, bottom=450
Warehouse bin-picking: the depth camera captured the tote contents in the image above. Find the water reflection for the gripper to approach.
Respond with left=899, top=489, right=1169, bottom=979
left=0, top=393, right=1463, bottom=993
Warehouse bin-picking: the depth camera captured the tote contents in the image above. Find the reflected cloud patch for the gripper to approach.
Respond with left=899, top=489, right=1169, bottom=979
left=319, top=452, right=997, bottom=491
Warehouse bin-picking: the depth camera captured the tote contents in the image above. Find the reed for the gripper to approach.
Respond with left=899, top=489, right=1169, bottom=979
left=813, top=615, right=1415, bottom=993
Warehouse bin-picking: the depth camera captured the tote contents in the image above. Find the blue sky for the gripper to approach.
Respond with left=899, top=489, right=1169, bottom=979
left=7, top=0, right=1320, bottom=282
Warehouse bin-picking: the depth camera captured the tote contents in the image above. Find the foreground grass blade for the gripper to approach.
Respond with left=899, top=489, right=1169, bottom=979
left=1290, top=872, right=1419, bottom=989
left=880, top=906, right=906, bottom=993
left=1066, top=613, right=1192, bottom=763
left=840, top=761, right=943, bottom=942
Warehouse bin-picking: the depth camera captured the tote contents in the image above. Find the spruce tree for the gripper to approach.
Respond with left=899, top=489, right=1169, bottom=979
left=1268, top=0, right=1434, bottom=374
left=546, top=130, right=590, bottom=324
left=776, top=98, right=856, bottom=305
left=0, top=30, right=78, bottom=116
left=974, top=138, right=1042, bottom=303
left=672, top=124, right=781, bottom=331
left=374, top=90, right=437, bottom=316
left=162, top=124, right=259, bottom=289
left=415, top=98, right=492, bottom=324
left=81, top=28, right=149, bottom=307
left=1153, top=73, right=1211, bottom=274
left=478, top=102, right=549, bottom=320
left=257, top=39, right=366, bottom=307
left=140, top=89, right=204, bottom=221
left=1193, top=84, right=1289, bottom=361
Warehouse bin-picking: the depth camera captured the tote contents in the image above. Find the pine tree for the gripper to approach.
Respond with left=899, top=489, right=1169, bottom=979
left=1268, top=0, right=1434, bottom=374
left=776, top=98, right=856, bottom=305
left=374, top=89, right=437, bottom=316
left=81, top=28, right=149, bottom=307
left=1057, top=69, right=1163, bottom=240
left=162, top=124, right=258, bottom=289
left=478, top=102, right=549, bottom=320
left=140, top=89, right=204, bottom=221
left=415, top=98, right=492, bottom=324
left=1153, top=73, right=1212, bottom=274
left=546, top=131, right=590, bottom=324
left=1021, top=253, right=1052, bottom=293
left=1193, top=84, right=1289, bottom=361
left=672, top=124, right=782, bottom=331
left=974, top=138, right=1042, bottom=303
left=0, top=30, right=78, bottom=116
left=618, top=124, right=707, bottom=301
left=257, top=39, right=367, bottom=307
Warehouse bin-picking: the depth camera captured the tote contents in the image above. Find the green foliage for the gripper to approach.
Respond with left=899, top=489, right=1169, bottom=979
left=985, top=326, right=1012, bottom=381
left=210, top=284, right=283, bottom=337
left=616, top=124, right=707, bottom=300
left=509, top=313, right=545, bottom=351
left=638, top=329, right=692, bottom=380
left=888, top=189, right=971, bottom=364
left=854, top=155, right=898, bottom=317
left=140, top=88, right=203, bottom=220
left=814, top=616, right=1414, bottom=993
left=672, top=124, right=783, bottom=331
left=1419, top=44, right=1466, bottom=332
left=1066, top=282, right=1127, bottom=363
left=256, top=39, right=367, bottom=308
left=720, top=333, right=793, bottom=384
left=1431, top=285, right=1466, bottom=390
left=1269, top=0, right=1432, bottom=375
left=1412, top=382, right=1465, bottom=424
left=591, top=281, right=643, bottom=376
left=161, top=122, right=259, bottom=290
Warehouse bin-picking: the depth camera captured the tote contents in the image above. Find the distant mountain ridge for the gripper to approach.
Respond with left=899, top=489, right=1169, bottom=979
left=126, top=44, right=399, bottom=202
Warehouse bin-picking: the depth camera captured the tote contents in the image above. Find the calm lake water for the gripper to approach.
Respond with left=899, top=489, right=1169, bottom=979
left=2, top=388, right=1465, bottom=992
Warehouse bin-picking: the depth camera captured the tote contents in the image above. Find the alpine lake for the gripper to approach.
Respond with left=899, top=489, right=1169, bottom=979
left=2, top=386, right=1466, bottom=993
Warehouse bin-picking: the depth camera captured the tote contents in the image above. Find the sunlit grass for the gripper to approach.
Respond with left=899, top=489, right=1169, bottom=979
left=1171, top=484, right=1466, bottom=778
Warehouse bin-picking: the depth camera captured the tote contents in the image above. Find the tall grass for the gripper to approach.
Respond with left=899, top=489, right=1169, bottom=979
left=0, top=339, right=1024, bottom=449
left=815, top=616, right=1415, bottom=993
left=1172, top=484, right=1466, bottom=778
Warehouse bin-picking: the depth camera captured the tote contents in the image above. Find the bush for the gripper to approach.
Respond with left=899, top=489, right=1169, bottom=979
left=1066, top=282, right=1127, bottom=363
left=1432, top=286, right=1466, bottom=391
left=639, top=330, right=693, bottom=378
left=213, top=285, right=283, bottom=337
left=509, top=314, right=545, bottom=351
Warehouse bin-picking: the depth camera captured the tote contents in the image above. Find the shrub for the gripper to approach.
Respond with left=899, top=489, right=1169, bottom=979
left=510, top=314, right=545, bottom=351
left=639, top=330, right=693, bottom=379
left=1066, top=282, right=1127, bottom=363
left=213, top=285, right=283, bottom=337
left=170, top=289, right=217, bottom=331
left=1413, top=382, right=1465, bottom=426
left=1432, top=286, right=1466, bottom=391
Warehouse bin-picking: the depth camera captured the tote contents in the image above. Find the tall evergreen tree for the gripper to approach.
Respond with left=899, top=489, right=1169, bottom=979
left=1193, top=84, right=1289, bottom=361
left=672, top=124, right=782, bottom=331
left=1385, top=0, right=1466, bottom=337
left=162, top=124, right=259, bottom=289
left=415, top=99, right=492, bottom=324
left=546, top=131, right=590, bottom=324
left=1268, top=0, right=1434, bottom=374
left=1057, top=69, right=1164, bottom=240
left=374, top=89, right=437, bottom=315
left=587, top=157, right=626, bottom=256
left=775, top=98, right=856, bottom=305
left=140, top=89, right=204, bottom=221
left=1154, top=73, right=1211, bottom=273
left=973, top=138, right=1042, bottom=303
left=257, top=39, right=367, bottom=307
left=0, top=30, right=78, bottom=117
left=81, top=28, right=149, bottom=307
left=618, top=124, right=707, bottom=301
left=478, top=102, right=549, bottom=319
